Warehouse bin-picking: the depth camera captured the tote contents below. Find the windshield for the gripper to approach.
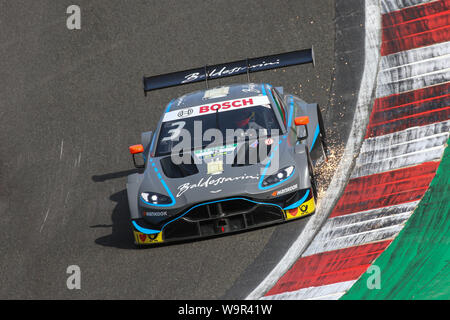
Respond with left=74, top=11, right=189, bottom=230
left=155, top=104, right=280, bottom=156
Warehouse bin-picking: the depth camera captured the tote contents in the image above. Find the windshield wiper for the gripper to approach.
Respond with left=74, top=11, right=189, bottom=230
left=215, top=108, right=221, bottom=132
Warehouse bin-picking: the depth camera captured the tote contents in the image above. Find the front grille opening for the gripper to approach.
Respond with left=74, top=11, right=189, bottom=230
left=162, top=199, right=285, bottom=242
left=199, top=215, right=246, bottom=236
left=220, top=200, right=255, bottom=213
left=199, top=220, right=215, bottom=236
left=247, top=207, right=283, bottom=226
left=185, top=205, right=210, bottom=221
left=160, top=155, right=198, bottom=178
left=164, top=220, right=199, bottom=240
left=184, top=199, right=257, bottom=222
left=217, top=219, right=227, bottom=226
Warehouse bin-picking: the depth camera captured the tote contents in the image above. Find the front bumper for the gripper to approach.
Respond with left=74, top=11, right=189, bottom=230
left=132, top=189, right=315, bottom=245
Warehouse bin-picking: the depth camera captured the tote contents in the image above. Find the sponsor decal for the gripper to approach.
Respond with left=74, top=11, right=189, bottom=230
left=194, top=143, right=237, bottom=160
left=162, top=96, right=270, bottom=122
left=133, top=231, right=163, bottom=244
left=199, top=98, right=254, bottom=114
left=176, top=173, right=259, bottom=197
left=207, top=160, right=223, bottom=175
left=272, top=184, right=298, bottom=197
left=284, top=197, right=315, bottom=220
left=203, top=86, right=230, bottom=99
left=177, top=108, right=193, bottom=118
left=144, top=211, right=168, bottom=217
left=265, top=138, right=274, bottom=146
left=181, top=59, right=280, bottom=84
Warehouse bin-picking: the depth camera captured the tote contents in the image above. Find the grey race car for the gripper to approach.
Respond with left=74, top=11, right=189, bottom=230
left=127, top=50, right=328, bottom=245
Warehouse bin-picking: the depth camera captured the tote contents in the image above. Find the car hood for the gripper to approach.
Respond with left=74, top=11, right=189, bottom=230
left=139, top=138, right=298, bottom=208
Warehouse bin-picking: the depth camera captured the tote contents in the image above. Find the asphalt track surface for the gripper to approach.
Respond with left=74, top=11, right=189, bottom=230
left=0, top=0, right=340, bottom=299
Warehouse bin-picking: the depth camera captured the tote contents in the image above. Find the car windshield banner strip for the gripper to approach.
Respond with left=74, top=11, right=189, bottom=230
left=162, top=96, right=271, bottom=122
left=143, top=48, right=314, bottom=93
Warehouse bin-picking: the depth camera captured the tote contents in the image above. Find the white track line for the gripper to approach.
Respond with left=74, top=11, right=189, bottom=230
left=326, top=201, right=419, bottom=225
left=361, top=121, right=450, bottom=152
left=351, top=122, right=449, bottom=178
left=303, top=211, right=414, bottom=256
left=351, top=144, right=445, bottom=178
left=381, top=43, right=450, bottom=71
left=378, top=55, right=450, bottom=83
left=377, top=42, right=450, bottom=98
left=380, top=0, right=437, bottom=14
left=356, top=130, right=449, bottom=165
left=376, top=69, right=450, bottom=97
left=303, top=224, right=405, bottom=256
left=261, top=280, right=357, bottom=300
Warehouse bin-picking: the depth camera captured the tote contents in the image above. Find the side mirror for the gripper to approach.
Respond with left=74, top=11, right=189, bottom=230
left=294, top=116, right=309, bottom=126
left=129, top=144, right=145, bottom=169
left=294, top=116, right=309, bottom=141
left=129, top=144, right=144, bottom=154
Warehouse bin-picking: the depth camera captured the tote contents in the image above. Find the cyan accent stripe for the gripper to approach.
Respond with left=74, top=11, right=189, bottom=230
left=287, top=97, right=294, bottom=128
left=149, top=132, right=157, bottom=154
left=311, top=125, right=320, bottom=151
left=261, top=84, right=267, bottom=96
left=132, top=221, right=160, bottom=235
left=258, top=94, right=294, bottom=190
left=139, top=165, right=176, bottom=207
left=165, top=99, right=174, bottom=113
left=284, top=189, right=310, bottom=210
left=149, top=100, right=172, bottom=157
left=143, top=131, right=176, bottom=207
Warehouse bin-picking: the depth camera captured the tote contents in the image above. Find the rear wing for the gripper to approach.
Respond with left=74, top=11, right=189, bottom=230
left=143, top=48, right=315, bottom=94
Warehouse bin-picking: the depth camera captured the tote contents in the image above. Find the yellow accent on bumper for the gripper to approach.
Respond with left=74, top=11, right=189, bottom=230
left=133, top=231, right=164, bottom=245
left=284, top=196, right=315, bottom=220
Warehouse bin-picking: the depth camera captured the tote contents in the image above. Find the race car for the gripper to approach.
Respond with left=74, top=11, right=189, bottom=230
left=127, top=49, right=328, bottom=245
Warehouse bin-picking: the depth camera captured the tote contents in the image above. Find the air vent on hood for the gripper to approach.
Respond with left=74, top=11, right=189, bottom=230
left=160, top=156, right=199, bottom=178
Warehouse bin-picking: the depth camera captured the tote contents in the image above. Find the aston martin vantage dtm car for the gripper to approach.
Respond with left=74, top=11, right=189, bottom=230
left=126, top=49, right=328, bottom=245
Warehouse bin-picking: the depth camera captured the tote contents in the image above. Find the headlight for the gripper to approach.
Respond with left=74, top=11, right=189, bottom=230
left=140, top=192, right=172, bottom=205
left=262, top=166, right=295, bottom=187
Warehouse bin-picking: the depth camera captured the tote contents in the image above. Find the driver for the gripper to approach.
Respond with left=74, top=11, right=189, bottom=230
left=235, top=110, right=264, bottom=130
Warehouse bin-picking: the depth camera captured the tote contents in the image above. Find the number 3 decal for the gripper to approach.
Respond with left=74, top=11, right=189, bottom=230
left=161, top=121, right=185, bottom=142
